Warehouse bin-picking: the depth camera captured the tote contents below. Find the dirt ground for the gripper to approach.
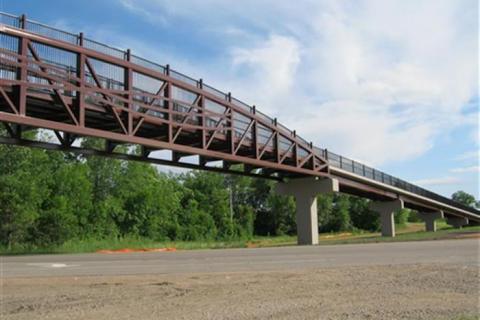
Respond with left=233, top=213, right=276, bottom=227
left=2, top=263, right=479, bottom=320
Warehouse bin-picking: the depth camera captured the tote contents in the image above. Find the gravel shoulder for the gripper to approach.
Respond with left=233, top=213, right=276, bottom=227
left=3, top=265, right=480, bottom=319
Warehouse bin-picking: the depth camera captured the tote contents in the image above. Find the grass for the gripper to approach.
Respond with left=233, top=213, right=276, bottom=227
left=316, top=225, right=480, bottom=245
left=1, top=223, right=478, bottom=255
left=447, top=316, right=479, bottom=320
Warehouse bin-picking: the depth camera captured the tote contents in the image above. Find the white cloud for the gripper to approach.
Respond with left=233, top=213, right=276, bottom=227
left=119, top=0, right=168, bottom=26
left=454, top=150, right=479, bottom=161
left=413, top=176, right=462, bottom=186
left=450, top=166, right=480, bottom=174
left=230, top=35, right=301, bottom=115
left=117, top=0, right=478, bottom=167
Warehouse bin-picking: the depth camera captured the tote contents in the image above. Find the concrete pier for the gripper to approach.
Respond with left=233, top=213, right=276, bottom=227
left=370, top=199, right=404, bottom=237
left=446, top=216, right=469, bottom=228
left=418, top=211, right=444, bottom=232
left=276, top=178, right=339, bottom=245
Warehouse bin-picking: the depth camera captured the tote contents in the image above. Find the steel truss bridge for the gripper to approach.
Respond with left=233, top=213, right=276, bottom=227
left=0, top=13, right=478, bottom=229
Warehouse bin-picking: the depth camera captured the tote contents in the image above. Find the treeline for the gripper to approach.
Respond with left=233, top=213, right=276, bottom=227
left=0, top=133, right=476, bottom=249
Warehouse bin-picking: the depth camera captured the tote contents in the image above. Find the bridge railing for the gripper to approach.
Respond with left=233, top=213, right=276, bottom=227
left=0, top=12, right=477, bottom=215
left=319, top=147, right=478, bottom=214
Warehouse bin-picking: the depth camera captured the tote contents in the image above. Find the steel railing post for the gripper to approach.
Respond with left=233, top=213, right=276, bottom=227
left=165, top=64, right=173, bottom=142
left=124, top=49, right=133, bottom=135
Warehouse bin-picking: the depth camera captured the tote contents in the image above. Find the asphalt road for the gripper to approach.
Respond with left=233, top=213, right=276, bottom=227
left=2, top=239, right=479, bottom=278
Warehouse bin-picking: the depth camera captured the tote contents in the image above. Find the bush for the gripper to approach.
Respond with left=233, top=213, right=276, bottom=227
left=407, top=211, right=422, bottom=222
left=395, top=209, right=410, bottom=226
left=349, top=197, right=379, bottom=231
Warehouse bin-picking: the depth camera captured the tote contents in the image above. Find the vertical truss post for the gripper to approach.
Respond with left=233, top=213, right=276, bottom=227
left=252, top=105, right=258, bottom=159
left=165, top=64, right=173, bottom=143
left=227, top=92, right=234, bottom=153
left=274, top=118, right=280, bottom=162
left=15, top=33, right=28, bottom=116
left=124, top=49, right=133, bottom=135
left=293, top=130, right=298, bottom=167
left=198, top=79, right=206, bottom=148
left=76, top=32, right=85, bottom=127
left=312, top=143, right=316, bottom=170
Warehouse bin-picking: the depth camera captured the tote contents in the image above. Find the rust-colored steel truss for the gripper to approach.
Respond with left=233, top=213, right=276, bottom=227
left=0, top=24, right=328, bottom=180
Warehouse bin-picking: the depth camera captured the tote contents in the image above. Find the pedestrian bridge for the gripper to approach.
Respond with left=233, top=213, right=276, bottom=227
left=0, top=13, right=478, bottom=244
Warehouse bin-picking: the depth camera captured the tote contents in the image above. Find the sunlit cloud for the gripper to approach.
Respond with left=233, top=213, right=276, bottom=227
left=454, top=150, right=479, bottom=161
left=450, top=166, right=480, bottom=174
left=413, top=176, right=462, bottom=187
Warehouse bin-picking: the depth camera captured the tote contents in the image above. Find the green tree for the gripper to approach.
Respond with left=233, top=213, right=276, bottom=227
left=0, top=142, right=50, bottom=247
left=348, top=197, right=379, bottom=231
left=317, top=193, right=334, bottom=232
left=452, top=190, right=478, bottom=208
left=318, top=194, right=352, bottom=232
left=80, top=138, right=123, bottom=237
left=225, top=172, right=255, bottom=238
left=0, top=174, right=42, bottom=247
left=332, top=194, right=352, bottom=231
left=181, top=171, right=232, bottom=239
left=250, top=179, right=296, bottom=236
left=177, top=199, right=217, bottom=241
left=34, top=161, right=93, bottom=245
left=235, top=204, right=255, bottom=238
left=269, top=194, right=296, bottom=235
left=114, top=162, right=182, bottom=240
left=394, top=208, right=410, bottom=226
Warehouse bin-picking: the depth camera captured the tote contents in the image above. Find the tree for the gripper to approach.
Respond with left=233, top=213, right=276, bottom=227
left=178, top=199, right=217, bottom=241
left=269, top=194, right=296, bottom=235
left=80, top=138, right=123, bottom=237
left=224, top=171, right=255, bottom=238
left=394, top=209, right=410, bottom=226
left=34, top=161, right=93, bottom=245
left=332, top=194, right=352, bottom=231
left=0, top=142, right=50, bottom=248
left=235, top=204, right=255, bottom=239
left=452, top=191, right=478, bottom=208
left=317, top=193, right=334, bottom=232
left=113, top=161, right=182, bottom=240
left=181, top=171, right=232, bottom=239
left=250, top=178, right=296, bottom=236
left=318, top=194, right=352, bottom=232
left=348, top=197, right=379, bottom=231
left=0, top=174, right=42, bottom=248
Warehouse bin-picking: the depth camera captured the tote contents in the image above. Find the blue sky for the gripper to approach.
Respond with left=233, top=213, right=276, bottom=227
left=2, top=0, right=478, bottom=197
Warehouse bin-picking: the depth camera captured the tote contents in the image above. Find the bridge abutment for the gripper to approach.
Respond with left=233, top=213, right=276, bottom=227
left=446, top=217, right=469, bottom=228
left=370, top=199, right=404, bottom=237
left=418, top=211, right=444, bottom=232
left=276, top=178, right=339, bottom=245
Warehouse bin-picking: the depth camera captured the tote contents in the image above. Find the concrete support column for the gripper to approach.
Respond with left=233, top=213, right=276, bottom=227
left=419, top=211, right=444, bottom=232
left=446, top=217, right=469, bottom=228
left=276, top=177, right=339, bottom=245
left=370, top=199, right=404, bottom=237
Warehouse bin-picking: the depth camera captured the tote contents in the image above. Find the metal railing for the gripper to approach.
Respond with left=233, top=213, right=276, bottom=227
left=322, top=149, right=479, bottom=215
left=0, top=12, right=478, bottom=215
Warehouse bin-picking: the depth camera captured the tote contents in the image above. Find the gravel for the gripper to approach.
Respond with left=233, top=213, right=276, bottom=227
left=2, top=263, right=479, bottom=320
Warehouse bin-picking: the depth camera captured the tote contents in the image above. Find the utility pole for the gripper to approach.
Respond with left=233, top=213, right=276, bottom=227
left=229, top=186, right=234, bottom=225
